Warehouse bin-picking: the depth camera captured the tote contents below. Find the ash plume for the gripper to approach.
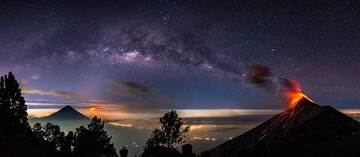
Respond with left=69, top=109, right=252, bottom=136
left=246, top=64, right=301, bottom=91
left=281, top=79, right=302, bottom=93
left=246, top=64, right=306, bottom=107
left=246, top=64, right=272, bottom=87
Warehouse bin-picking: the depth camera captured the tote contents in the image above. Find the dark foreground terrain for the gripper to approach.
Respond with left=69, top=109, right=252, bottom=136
left=205, top=98, right=360, bottom=157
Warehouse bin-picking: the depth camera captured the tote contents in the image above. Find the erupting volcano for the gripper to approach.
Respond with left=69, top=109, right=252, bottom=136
left=282, top=79, right=315, bottom=109
left=206, top=91, right=360, bottom=157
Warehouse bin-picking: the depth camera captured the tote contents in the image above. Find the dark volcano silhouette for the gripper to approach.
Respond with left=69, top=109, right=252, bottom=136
left=40, top=105, right=89, bottom=121
left=205, top=98, right=360, bottom=157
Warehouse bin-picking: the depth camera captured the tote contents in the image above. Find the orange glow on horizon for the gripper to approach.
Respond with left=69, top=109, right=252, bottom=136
left=28, top=108, right=283, bottom=120
left=27, top=109, right=58, bottom=118
left=188, top=124, right=217, bottom=131
left=90, top=107, right=97, bottom=114
left=108, top=122, right=133, bottom=127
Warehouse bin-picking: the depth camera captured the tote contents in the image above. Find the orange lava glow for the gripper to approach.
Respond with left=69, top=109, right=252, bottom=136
left=283, top=79, right=314, bottom=108
left=285, top=91, right=306, bottom=108
left=89, top=107, right=97, bottom=114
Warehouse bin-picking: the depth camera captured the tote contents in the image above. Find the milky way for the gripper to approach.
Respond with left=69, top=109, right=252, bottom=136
left=0, top=0, right=360, bottom=114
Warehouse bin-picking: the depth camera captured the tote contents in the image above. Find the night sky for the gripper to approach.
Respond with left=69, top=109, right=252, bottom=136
left=1, top=0, right=360, bottom=117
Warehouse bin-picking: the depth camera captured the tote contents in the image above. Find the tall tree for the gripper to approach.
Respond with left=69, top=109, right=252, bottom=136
left=144, top=110, right=189, bottom=151
left=0, top=72, right=55, bottom=157
left=0, top=72, right=29, bottom=134
left=73, top=116, right=118, bottom=157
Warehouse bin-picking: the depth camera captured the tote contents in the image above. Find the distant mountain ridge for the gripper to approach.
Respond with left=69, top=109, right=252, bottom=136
left=38, top=105, right=89, bottom=121
left=206, top=98, right=360, bottom=157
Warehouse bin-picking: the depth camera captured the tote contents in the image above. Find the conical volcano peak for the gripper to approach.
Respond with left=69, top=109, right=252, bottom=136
left=288, top=97, right=320, bottom=112
left=59, top=105, right=77, bottom=112
left=277, top=97, right=322, bottom=129
left=41, top=105, right=89, bottom=120
left=296, top=96, right=318, bottom=105
left=207, top=97, right=360, bottom=157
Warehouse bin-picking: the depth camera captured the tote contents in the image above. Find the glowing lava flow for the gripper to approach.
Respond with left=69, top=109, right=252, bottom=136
left=283, top=80, right=315, bottom=109
left=285, top=91, right=314, bottom=108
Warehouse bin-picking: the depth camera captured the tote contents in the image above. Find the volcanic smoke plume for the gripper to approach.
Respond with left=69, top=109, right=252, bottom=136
left=246, top=64, right=272, bottom=86
left=280, top=79, right=314, bottom=108
left=246, top=64, right=314, bottom=108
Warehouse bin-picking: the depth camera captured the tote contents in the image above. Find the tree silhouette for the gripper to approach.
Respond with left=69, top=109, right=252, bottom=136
left=0, top=72, right=30, bottom=134
left=0, top=72, right=124, bottom=157
left=0, top=72, right=56, bottom=157
left=59, top=131, right=74, bottom=156
left=73, top=116, right=118, bottom=157
left=145, top=128, right=165, bottom=148
left=32, top=122, right=66, bottom=151
left=145, top=110, right=189, bottom=150
left=119, top=146, right=129, bottom=157
left=143, top=110, right=189, bottom=157
left=33, top=123, right=46, bottom=140
left=44, top=123, right=65, bottom=150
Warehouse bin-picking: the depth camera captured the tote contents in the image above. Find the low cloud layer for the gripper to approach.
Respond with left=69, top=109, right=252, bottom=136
left=21, top=87, right=80, bottom=99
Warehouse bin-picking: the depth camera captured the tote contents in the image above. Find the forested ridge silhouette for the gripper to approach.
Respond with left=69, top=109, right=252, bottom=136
left=0, top=72, right=195, bottom=157
left=0, top=72, right=117, bottom=157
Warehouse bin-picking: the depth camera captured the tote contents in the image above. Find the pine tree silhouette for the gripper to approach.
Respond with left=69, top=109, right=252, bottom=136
left=0, top=72, right=55, bottom=157
left=145, top=110, right=189, bottom=150
left=33, top=123, right=46, bottom=140
left=32, top=122, right=66, bottom=156
left=0, top=72, right=120, bottom=157
left=44, top=122, right=65, bottom=150
left=142, top=110, right=188, bottom=157
left=73, top=116, right=118, bottom=157
left=0, top=72, right=30, bottom=134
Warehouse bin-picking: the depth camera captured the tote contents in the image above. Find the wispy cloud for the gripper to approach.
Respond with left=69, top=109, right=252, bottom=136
left=23, top=79, right=187, bottom=117
left=21, top=86, right=81, bottom=99
left=112, top=80, right=150, bottom=94
left=108, top=80, right=188, bottom=111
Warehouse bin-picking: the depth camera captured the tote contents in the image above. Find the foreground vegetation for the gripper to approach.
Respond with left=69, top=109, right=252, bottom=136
left=0, top=72, right=195, bottom=157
